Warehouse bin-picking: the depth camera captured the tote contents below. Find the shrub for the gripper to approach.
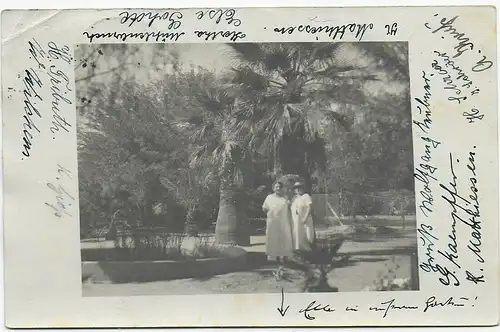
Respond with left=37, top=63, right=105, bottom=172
left=362, top=256, right=412, bottom=291
left=112, top=229, right=222, bottom=261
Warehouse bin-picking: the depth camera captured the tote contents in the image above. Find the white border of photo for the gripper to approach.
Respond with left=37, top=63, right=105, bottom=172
left=1, top=0, right=499, bottom=330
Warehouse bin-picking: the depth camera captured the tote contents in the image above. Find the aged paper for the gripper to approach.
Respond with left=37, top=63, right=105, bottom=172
left=1, top=6, right=499, bottom=328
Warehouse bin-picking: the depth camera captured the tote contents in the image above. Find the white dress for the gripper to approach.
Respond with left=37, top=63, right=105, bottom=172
left=291, top=193, right=315, bottom=250
left=262, top=194, right=294, bottom=258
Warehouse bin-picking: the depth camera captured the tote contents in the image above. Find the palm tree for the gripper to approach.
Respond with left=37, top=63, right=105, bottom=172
left=224, top=43, right=380, bottom=191
left=182, top=68, right=252, bottom=245
left=182, top=43, right=403, bottom=244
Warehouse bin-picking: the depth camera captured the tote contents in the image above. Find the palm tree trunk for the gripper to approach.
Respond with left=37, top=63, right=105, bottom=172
left=185, top=205, right=198, bottom=236
left=215, top=179, right=238, bottom=244
left=235, top=190, right=250, bottom=246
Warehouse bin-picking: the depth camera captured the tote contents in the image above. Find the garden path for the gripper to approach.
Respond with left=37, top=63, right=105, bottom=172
left=82, top=228, right=417, bottom=296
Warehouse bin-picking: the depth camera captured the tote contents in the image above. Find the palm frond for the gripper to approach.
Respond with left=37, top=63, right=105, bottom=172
left=230, top=67, right=270, bottom=91
left=263, top=50, right=293, bottom=72
left=324, top=109, right=354, bottom=131
left=227, top=43, right=265, bottom=63
left=313, top=65, right=362, bottom=77
left=355, top=42, right=409, bottom=81
left=308, top=43, right=345, bottom=61
left=307, top=81, right=371, bottom=108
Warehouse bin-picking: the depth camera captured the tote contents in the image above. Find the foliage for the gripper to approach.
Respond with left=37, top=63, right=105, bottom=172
left=362, top=256, right=413, bottom=291
left=224, top=43, right=382, bottom=190
left=77, top=50, right=221, bottom=236
left=112, top=230, right=223, bottom=261
left=294, top=234, right=346, bottom=292
left=77, top=42, right=415, bottom=239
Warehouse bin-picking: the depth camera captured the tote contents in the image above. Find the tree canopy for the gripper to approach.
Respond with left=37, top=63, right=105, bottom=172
left=76, top=42, right=414, bottom=238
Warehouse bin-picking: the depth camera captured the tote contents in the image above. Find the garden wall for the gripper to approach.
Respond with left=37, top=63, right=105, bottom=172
left=82, top=246, right=247, bottom=283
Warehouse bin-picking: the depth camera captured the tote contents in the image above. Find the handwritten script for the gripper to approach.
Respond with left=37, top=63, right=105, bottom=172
left=273, top=22, right=374, bottom=41
left=83, top=11, right=184, bottom=43
left=195, top=8, right=241, bottom=27
left=425, top=14, right=493, bottom=73
left=45, top=164, right=75, bottom=219
left=20, top=39, right=73, bottom=159
left=415, top=11, right=492, bottom=288
left=119, top=11, right=182, bottom=29
left=277, top=289, right=477, bottom=320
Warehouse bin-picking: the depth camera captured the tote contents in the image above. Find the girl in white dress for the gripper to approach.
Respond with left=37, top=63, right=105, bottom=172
left=262, top=181, right=294, bottom=263
left=291, top=182, right=315, bottom=250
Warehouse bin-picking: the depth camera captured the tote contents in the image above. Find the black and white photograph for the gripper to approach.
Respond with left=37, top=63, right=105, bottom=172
left=3, top=5, right=499, bottom=328
left=76, top=42, right=418, bottom=296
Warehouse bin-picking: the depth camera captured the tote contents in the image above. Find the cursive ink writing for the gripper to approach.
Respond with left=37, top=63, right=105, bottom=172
left=413, top=71, right=433, bottom=134
left=274, top=23, right=374, bottom=41
left=47, top=41, right=72, bottom=65
left=28, top=38, right=47, bottom=70
left=373, top=299, right=419, bottom=319
left=462, top=108, right=484, bottom=123
left=385, top=22, right=398, bottom=36
left=298, top=301, right=335, bottom=320
left=413, top=70, right=440, bottom=217
left=418, top=223, right=460, bottom=286
left=118, top=11, right=182, bottom=29
left=21, top=39, right=46, bottom=159
left=431, top=59, right=469, bottom=104
left=423, top=296, right=466, bottom=312
left=194, top=30, right=246, bottom=42
left=46, top=42, right=73, bottom=136
left=465, top=270, right=485, bottom=284
left=465, top=147, right=484, bottom=265
left=425, top=14, right=473, bottom=58
left=82, top=31, right=185, bottom=43
left=195, top=9, right=241, bottom=27
left=21, top=68, right=43, bottom=158
left=45, top=164, right=75, bottom=219
left=48, top=65, right=72, bottom=134
left=438, top=154, right=463, bottom=271
left=433, top=51, right=479, bottom=97
left=472, top=56, right=493, bottom=73
left=19, top=39, right=74, bottom=158
left=440, top=148, right=484, bottom=281
left=425, top=14, right=493, bottom=72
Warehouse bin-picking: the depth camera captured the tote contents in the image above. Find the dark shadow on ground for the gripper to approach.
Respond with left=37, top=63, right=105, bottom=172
left=345, top=245, right=417, bottom=256
left=191, top=272, right=218, bottom=281
left=348, top=234, right=412, bottom=243
left=351, top=256, right=389, bottom=263
left=89, top=246, right=416, bottom=284
left=245, top=252, right=274, bottom=269
left=347, top=238, right=384, bottom=243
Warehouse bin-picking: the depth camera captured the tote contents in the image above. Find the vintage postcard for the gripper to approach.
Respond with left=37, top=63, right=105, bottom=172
left=1, top=5, right=499, bottom=328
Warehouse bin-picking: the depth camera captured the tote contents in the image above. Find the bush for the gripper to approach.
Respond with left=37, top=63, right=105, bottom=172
left=362, top=256, right=413, bottom=291
left=111, top=229, right=223, bottom=261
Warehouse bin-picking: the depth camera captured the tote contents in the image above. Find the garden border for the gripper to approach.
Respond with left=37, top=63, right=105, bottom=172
left=82, top=246, right=247, bottom=283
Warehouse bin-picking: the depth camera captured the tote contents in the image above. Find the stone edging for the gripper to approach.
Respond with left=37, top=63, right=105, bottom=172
left=82, top=246, right=247, bottom=283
